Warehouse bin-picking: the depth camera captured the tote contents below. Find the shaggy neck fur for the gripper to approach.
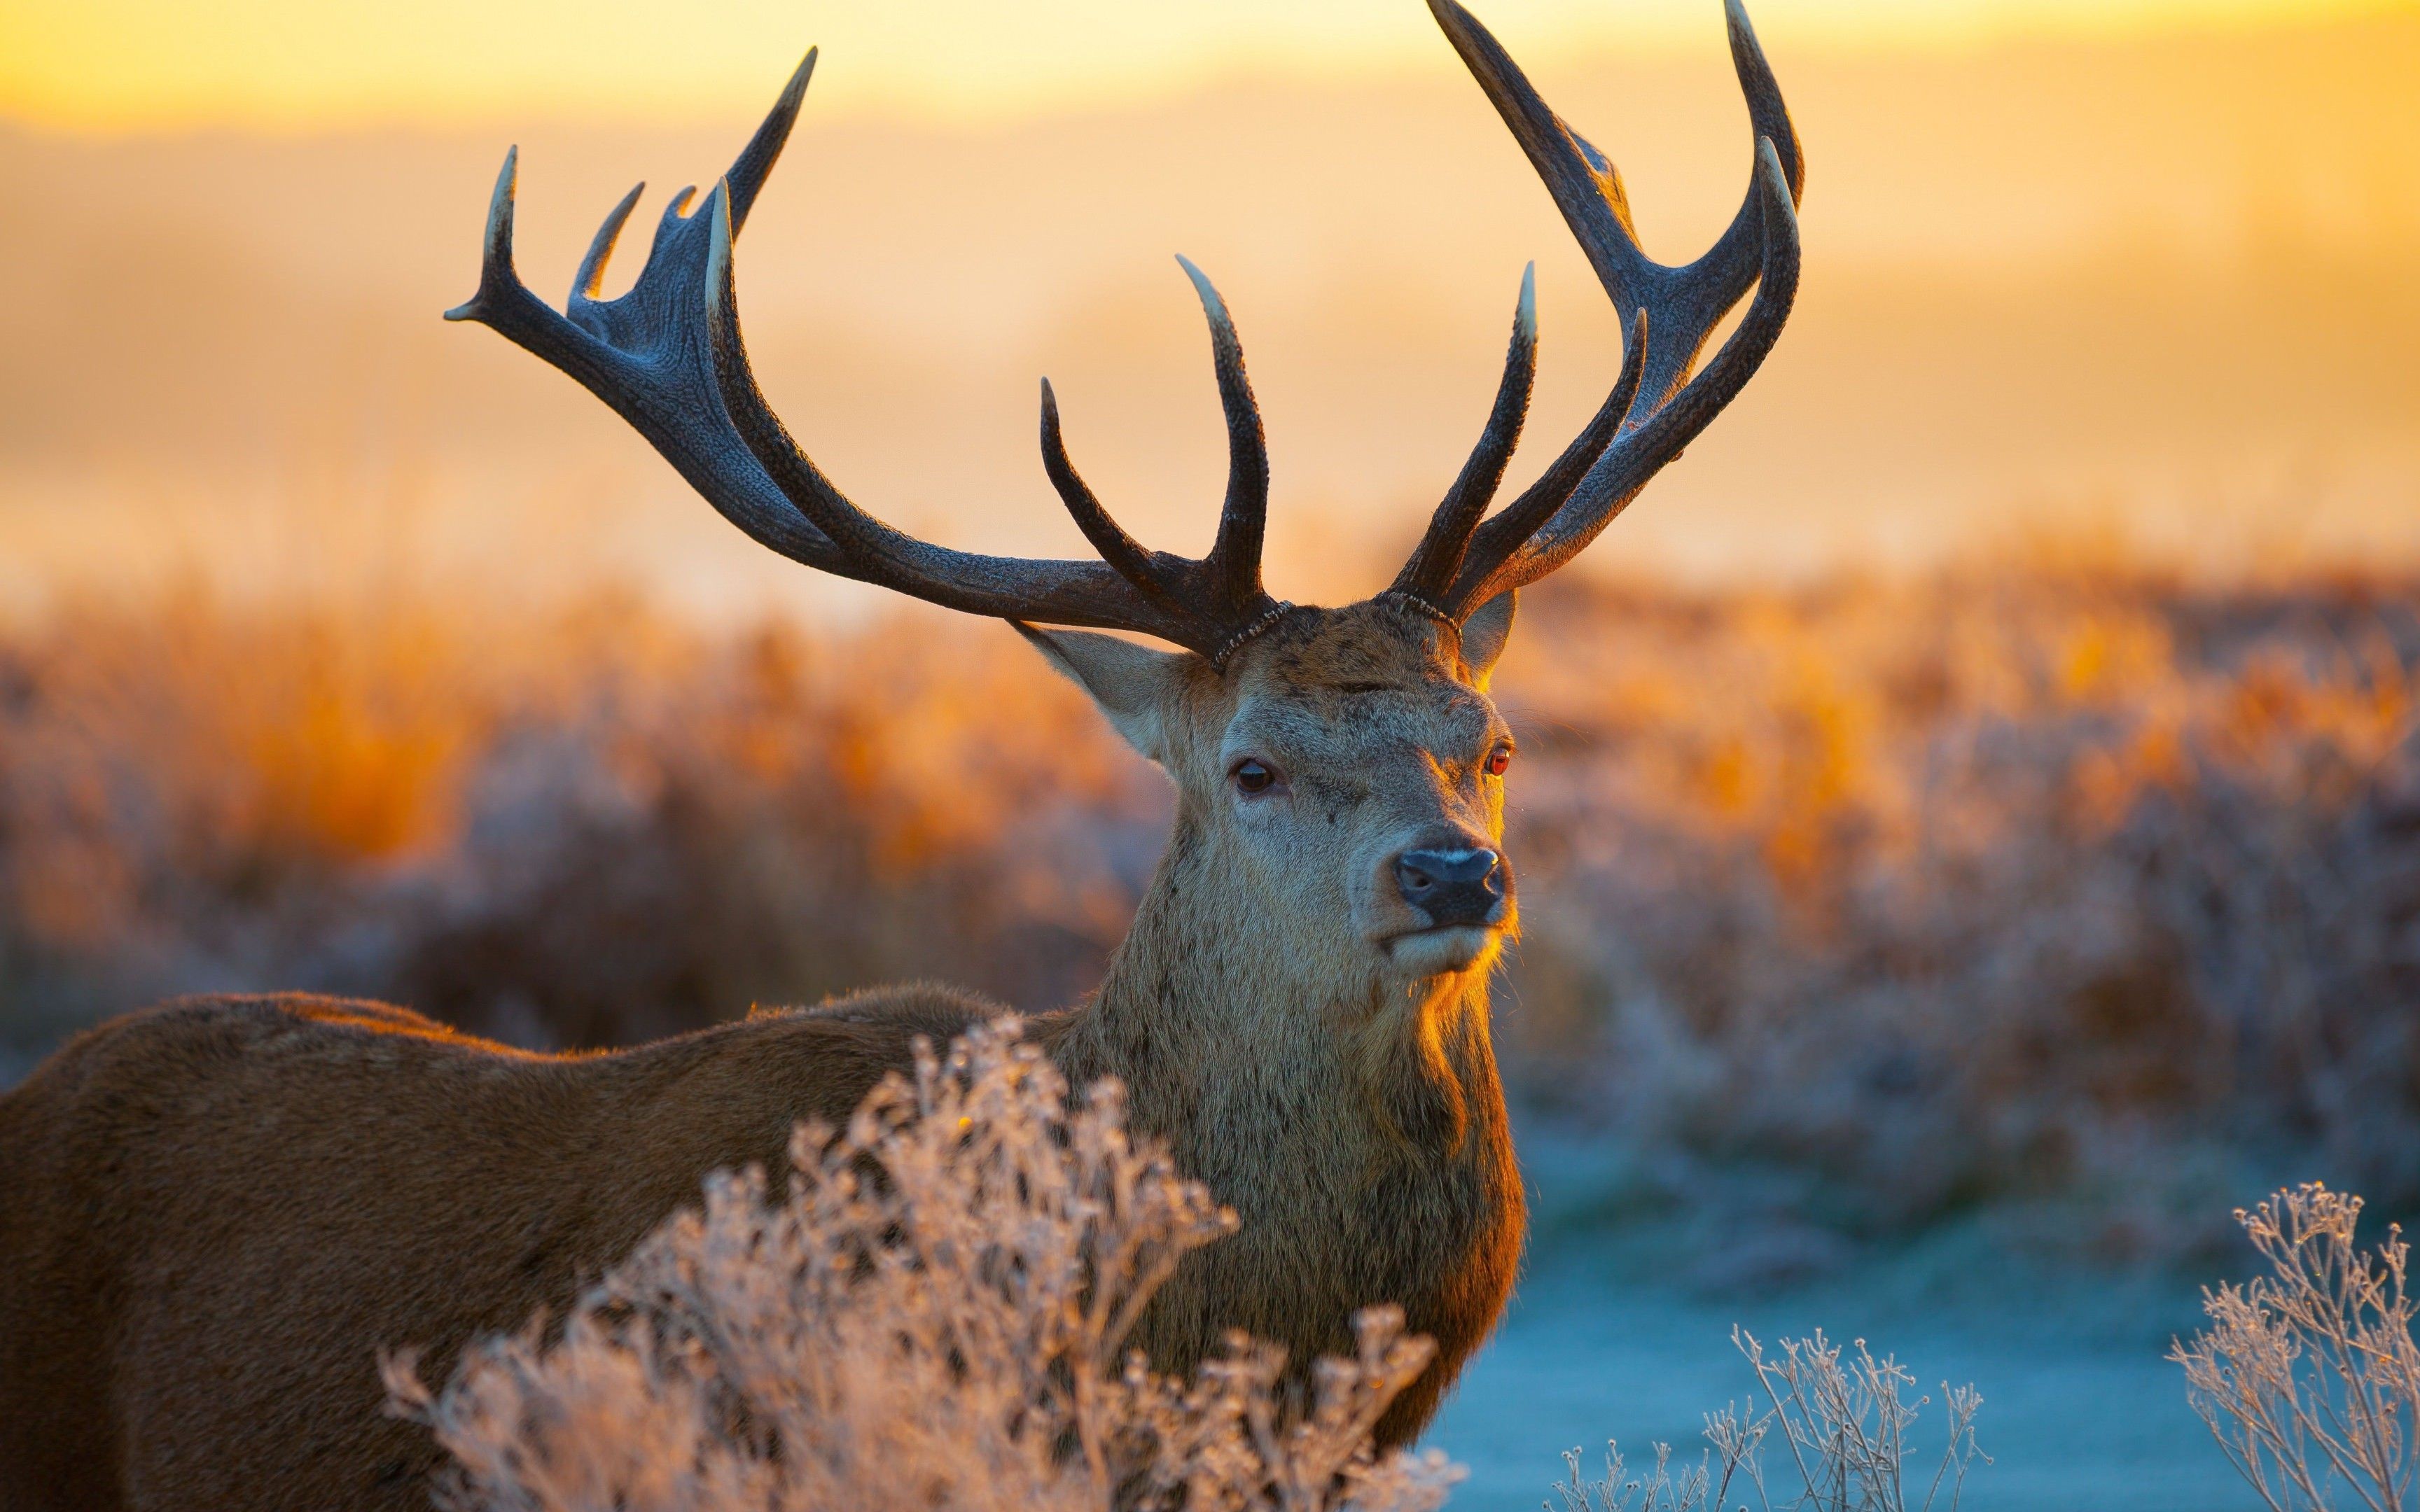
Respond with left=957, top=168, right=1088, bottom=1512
left=1049, top=796, right=1522, bottom=1436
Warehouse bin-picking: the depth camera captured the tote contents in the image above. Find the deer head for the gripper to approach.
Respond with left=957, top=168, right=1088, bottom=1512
left=445, top=0, right=1800, bottom=1018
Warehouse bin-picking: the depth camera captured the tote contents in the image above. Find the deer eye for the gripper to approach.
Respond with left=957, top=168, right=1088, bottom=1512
left=1232, top=759, right=1279, bottom=795
left=1484, top=743, right=1513, bottom=778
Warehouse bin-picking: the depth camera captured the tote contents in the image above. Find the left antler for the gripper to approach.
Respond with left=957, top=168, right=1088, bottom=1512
left=1392, top=0, right=1805, bottom=620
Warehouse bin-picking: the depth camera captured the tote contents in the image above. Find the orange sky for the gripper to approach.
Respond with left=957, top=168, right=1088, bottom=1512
left=3, top=0, right=2409, bottom=131
left=1, top=0, right=2414, bottom=617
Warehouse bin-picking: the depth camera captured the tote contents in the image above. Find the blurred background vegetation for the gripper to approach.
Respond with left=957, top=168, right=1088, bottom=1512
left=3, top=561, right=2413, bottom=1276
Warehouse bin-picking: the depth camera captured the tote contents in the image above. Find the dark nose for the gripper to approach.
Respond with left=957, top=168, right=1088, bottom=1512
left=1394, top=848, right=1505, bottom=928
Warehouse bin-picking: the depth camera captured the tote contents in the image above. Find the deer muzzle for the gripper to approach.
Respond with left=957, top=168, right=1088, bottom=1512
left=1393, top=846, right=1508, bottom=930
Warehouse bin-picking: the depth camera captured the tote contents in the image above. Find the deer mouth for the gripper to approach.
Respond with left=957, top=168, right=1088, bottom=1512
left=1382, top=922, right=1504, bottom=978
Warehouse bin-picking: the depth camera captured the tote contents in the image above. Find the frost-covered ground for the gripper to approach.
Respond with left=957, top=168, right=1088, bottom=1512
left=1431, top=1254, right=2253, bottom=1511
left=1428, top=1134, right=2260, bottom=1512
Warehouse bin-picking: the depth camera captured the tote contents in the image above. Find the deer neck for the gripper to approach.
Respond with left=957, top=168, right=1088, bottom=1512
left=1056, top=806, right=1508, bottom=1186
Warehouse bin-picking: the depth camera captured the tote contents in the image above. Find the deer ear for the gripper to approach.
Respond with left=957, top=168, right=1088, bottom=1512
left=1460, top=590, right=1518, bottom=685
left=1013, top=624, right=1188, bottom=762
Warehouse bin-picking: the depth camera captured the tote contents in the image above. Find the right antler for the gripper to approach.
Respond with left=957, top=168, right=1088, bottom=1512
left=1392, top=0, right=1805, bottom=621
left=447, top=51, right=1292, bottom=665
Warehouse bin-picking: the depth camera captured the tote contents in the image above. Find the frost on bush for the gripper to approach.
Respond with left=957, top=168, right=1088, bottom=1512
left=1550, top=1438, right=1736, bottom=1512
left=382, top=1020, right=1461, bottom=1512
left=2172, top=1183, right=2420, bottom=1512
left=1554, top=1329, right=1983, bottom=1512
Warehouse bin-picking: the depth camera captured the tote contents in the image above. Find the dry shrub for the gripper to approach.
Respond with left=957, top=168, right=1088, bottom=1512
left=2172, top=1183, right=2420, bottom=1512
left=382, top=1019, right=1459, bottom=1512
left=1552, top=1329, right=1983, bottom=1512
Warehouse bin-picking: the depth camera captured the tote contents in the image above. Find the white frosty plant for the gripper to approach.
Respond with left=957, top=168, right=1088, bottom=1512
left=2173, top=1182, right=2420, bottom=1512
left=1552, top=1329, right=1984, bottom=1512
left=383, top=1018, right=1461, bottom=1512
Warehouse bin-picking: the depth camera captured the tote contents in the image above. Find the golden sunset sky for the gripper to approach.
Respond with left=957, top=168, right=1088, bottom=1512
left=2, top=0, right=2414, bottom=614
left=2, top=0, right=2406, bottom=130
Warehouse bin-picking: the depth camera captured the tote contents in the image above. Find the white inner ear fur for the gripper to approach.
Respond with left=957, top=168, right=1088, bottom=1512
left=1013, top=624, right=1192, bottom=763
left=1460, top=590, right=1518, bottom=686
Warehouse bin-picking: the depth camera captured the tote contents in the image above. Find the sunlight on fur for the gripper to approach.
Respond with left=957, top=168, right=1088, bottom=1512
left=382, top=1020, right=1461, bottom=1512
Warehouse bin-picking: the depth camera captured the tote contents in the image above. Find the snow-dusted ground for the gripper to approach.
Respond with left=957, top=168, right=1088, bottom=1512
left=1424, top=1137, right=2262, bottom=1511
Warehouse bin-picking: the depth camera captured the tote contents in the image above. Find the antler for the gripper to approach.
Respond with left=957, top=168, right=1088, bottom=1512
left=452, top=4, right=1800, bottom=664
left=1393, top=0, right=1805, bottom=620
left=447, top=51, right=1284, bottom=664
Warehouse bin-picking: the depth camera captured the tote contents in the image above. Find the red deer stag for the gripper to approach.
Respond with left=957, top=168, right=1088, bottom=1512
left=0, top=3, right=1800, bottom=1506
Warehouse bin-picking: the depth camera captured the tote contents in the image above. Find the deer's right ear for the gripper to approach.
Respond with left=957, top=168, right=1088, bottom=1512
left=1461, top=589, right=1518, bottom=686
left=1013, top=624, right=1190, bottom=762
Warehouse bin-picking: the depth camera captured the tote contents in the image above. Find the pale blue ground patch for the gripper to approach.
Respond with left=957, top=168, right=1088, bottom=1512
left=1423, top=1134, right=2264, bottom=1512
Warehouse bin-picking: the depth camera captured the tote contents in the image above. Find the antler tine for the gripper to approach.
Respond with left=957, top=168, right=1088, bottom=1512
left=443, top=146, right=524, bottom=329
left=1445, top=140, right=1800, bottom=613
left=1422, top=2, right=1651, bottom=330
left=1702, top=0, right=1805, bottom=328
left=1393, top=263, right=1538, bottom=606
left=1176, top=257, right=1274, bottom=615
left=1443, top=305, right=1646, bottom=603
left=1038, top=378, right=1188, bottom=614
left=726, top=49, right=818, bottom=232
left=570, top=182, right=646, bottom=309
left=1426, top=0, right=1800, bottom=412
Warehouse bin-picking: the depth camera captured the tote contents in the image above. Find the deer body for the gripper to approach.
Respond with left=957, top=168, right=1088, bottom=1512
left=0, top=606, right=1524, bottom=1507
left=0, top=991, right=991, bottom=1509
left=0, top=2, right=1801, bottom=1504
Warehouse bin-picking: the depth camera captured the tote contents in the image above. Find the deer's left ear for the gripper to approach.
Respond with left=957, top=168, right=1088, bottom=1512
left=1013, top=623, right=1190, bottom=763
left=1460, top=590, right=1518, bottom=685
